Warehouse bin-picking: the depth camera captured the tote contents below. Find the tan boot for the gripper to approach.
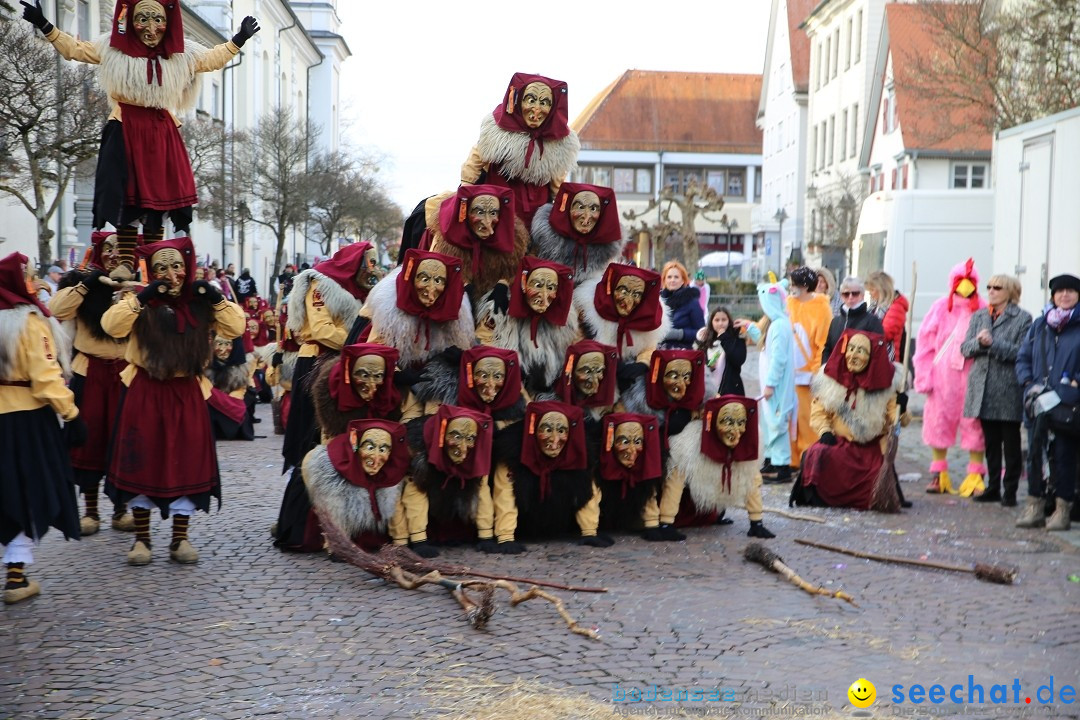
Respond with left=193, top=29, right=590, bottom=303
left=1015, top=496, right=1046, bottom=528
left=111, top=511, right=136, bottom=532
left=169, top=539, right=199, bottom=564
left=80, top=516, right=100, bottom=536
left=127, top=540, right=152, bottom=565
left=3, top=579, right=40, bottom=605
left=1046, top=498, right=1073, bottom=532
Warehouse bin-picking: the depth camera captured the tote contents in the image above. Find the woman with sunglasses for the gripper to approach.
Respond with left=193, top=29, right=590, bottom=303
left=960, top=275, right=1031, bottom=507
left=821, top=277, right=884, bottom=365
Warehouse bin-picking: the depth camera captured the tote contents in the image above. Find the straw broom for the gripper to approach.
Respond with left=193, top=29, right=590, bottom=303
left=743, top=543, right=858, bottom=606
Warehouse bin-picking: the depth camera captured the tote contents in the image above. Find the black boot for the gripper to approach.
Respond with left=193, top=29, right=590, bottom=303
left=973, top=487, right=1002, bottom=503
left=642, top=524, right=686, bottom=542
left=747, top=520, right=775, bottom=538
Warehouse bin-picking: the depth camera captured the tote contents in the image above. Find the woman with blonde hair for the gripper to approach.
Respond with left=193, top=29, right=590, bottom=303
left=659, top=260, right=704, bottom=350
left=865, top=270, right=910, bottom=359
left=961, top=274, right=1031, bottom=506
left=815, top=267, right=841, bottom=316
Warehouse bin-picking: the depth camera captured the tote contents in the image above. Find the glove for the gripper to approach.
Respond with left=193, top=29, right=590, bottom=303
left=490, top=282, right=510, bottom=315
left=897, top=391, right=909, bottom=415
left=136, top=280, right=167, bottom=306
left=193, top=280, right=225, bottom=304
left=20, top=1, right=53, bottom=33
left=615, top=361, right=648, bottom=391
left=818, top=431, right=837, bottom=446
left=82, top=269, right=106, bottom=290
left=271, top=352, right=284, bottom=368
left=439, top=345, right=464, bottom=367
left=65, top=416, right=87, bottom=448
left=578, top=533, right=615, bottom=548
left=231, top=16, right=260, bottom=47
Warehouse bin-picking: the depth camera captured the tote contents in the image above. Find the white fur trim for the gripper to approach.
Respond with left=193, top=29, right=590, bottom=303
left=0, top=306, right=72, bottom=381
left=669, top=422, right=755, bottom=511
left=475, top=115, right=580, bottom=186
left=365, top=267, right=474, bottom=367
left=809, top=365, right=902, bottom=444
left=476, top=291, right=581, bottom=388
left=574, top=276, right=671, bottom=360
left=96, top=39, right=206, bottom=115
left=529, top=204, right=627, bottom=286
left=302, top=445, right=401, bottom=535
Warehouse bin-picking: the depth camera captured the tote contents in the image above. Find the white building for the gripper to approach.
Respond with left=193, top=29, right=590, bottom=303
left=801, top=0, right=885, bottom=277
left=757, top=0, right=816, bottom=277
left=0, top=0, right=347, bottom=296
left=571, top=70, right=763, bottom=280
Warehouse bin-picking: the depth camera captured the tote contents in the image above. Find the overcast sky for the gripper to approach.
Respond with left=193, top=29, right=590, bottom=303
left=335, top=1, right=772, bottom=213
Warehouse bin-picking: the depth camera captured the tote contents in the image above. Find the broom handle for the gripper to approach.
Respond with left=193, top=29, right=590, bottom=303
left=461, top=570, right=607, bottom=594
left=795, top=538, right=974, bottom=574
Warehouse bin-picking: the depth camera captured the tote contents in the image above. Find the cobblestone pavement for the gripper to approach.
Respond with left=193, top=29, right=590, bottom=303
left=2, top=349, right=1079, bottom=719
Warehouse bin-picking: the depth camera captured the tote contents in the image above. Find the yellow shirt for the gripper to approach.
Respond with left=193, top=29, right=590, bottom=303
left=0, top=311, right=77, bottom=420
left=49, top=283, right=128, bottom=374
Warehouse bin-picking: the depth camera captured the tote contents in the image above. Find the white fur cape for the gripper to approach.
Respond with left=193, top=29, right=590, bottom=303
left=286, top=270, right=362, bottom=339
left=0, top=305, right=72, bottom=382
left=363, top=266, right=474, bottom=368
left=530, top=204, right=627, bottom=286
left=668, top=422, right=756, bottom=512
left=302, top=445, right=402, bottom=536
left=809, top=364, right=904, bottom=444
left=475, top=114, right=580, bottom=186
left=574, top=276, right=672, bottom=361
left=96, top=39, right=208, bottom=116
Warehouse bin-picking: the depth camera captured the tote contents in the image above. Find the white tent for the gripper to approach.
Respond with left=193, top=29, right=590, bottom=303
left=698, top=251, right=745, bottom=267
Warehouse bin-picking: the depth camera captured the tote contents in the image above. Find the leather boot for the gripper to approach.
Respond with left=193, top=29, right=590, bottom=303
left=1015, top=496, right=1046, bottom=528
left=1045, top=498, right=1073, bottom=532
left=271, top=396, right=284, bottom=435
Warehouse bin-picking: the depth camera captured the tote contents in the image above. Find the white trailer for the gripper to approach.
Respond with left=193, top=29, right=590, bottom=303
left=851, top=189, right=995, bottom=332
left=992, top=105, right=1080, bottom=319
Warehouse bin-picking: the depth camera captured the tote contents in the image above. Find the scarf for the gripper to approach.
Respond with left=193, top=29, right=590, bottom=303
left=314, top=242, right=375, bottom=303
left=520, top=401, right=587, bottom=502
left=822, top=329, right=894, bottom=407
left=395, top=249, right=465, bottom=351
left=0, top=253, right=50, bottom=316
left=108, top=0, right=185, bottom=86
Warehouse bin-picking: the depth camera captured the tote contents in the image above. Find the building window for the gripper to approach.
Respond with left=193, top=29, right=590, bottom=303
left=846, top=17, right=853, bottom=69
left=635, top=168, right=652, bottom=194
left=727, top=172, right=744, bottom=197
left=613, top=168, right=635, bottom=193
left=820, top=124, right=828, bottom=169
left=591, top=167, right=612, bottom=188
left=824, top=37, right=831, bottom=84
left=840, top=110, right=848, bottom=161
left=212, top=83, right=219, bottom=118
left=952, top=163, right=988, bottom=189
left=891, top=168, right=897, bottom=190
left=77, top=0, right=90, bottom=38
left=902, top=163, right=910, bottom=189
left=706, top=170, right=725, bottom=194
left=755, top=169, right=762, bottom=200
left=810, top=125, right=818, bottom=170
left=850, top=103, right=859, bottom=157
left=883, top=96, right=892, bottom=133
left=832, top=29, right=840, bottom=78
left=816, top=42, right=823, bottom=89
left=827, top=115, right=835, bottom=166
left=854, top=10, right=863, bottom=62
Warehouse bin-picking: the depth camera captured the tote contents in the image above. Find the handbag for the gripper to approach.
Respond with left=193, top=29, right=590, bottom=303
left=1047, top=400, right=1080, bottom=435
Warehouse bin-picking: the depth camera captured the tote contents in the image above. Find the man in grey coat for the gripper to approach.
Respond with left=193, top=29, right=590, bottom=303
left=961, top=275, right=1032, bottom=506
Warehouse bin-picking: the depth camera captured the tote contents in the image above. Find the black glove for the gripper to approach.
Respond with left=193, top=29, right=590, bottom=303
left=615, top=361, right=648, bottom=392
left=83, top=269, right=106, bottom=290
left=193, top=280, right=225, bottom=304
left=439, top=345, right=464, bottom=367
left=578, top=533, right=615, bottom=548
left=818, top=431, right=837, bottom=446
left=136, top=280, right=167, bottom=306
left=490, top=282, right=510, bottom=315
left=20, top=1, right=53, bottom=33
left=231, top=16, right=260, bottom=48
left=65, top=416, right=87, bottom=448
left=897, top=391, right=909, bottom=415
left=271, top=352, right=284, bottom=368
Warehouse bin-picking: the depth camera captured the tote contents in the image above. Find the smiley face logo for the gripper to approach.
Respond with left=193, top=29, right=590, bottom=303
left=848, top=678, right=876, bottom=709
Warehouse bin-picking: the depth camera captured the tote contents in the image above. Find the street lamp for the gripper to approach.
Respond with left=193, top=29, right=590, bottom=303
left=719, top=215, right=739, bottom=280
left=773, top=206, right=789, bottom=277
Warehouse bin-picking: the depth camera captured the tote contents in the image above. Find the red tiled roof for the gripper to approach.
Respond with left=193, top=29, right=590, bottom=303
left=787, top=0, right=817, bottom=93
left=572, top=70, right=763, bottom=155
left=887, top=3, right=993, bottom=153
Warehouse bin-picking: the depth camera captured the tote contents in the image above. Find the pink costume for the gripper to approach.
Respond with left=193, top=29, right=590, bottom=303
left=913, top=259, right=986, bottom=477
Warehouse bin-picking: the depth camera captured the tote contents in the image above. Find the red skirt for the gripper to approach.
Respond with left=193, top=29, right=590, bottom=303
left=108, top=372, right=217, bottom=500
left=799, top=437, right=883, bottom=510
left=70, top=356, right=127, bottom=473
left=119, top=102, right=198, bottom=212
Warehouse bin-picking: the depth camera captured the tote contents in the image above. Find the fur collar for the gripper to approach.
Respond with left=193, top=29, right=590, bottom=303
left=279, top=350, right=298, bottom=388
left=574, top=276, right=672, bottom=360
left=96, top=38, right=206, bottom=116
left=364, top=267, right=474, bottom=367
left=529, top=204, right=627, bottom=285
left=668, top=422, right=756, bottom=512
left=809, top=364, right=903, bottom=444
left=287, top=269, right=362, bottom=338
left=302, top=445, right=402, bottom=536
left=618, top=375, right=664, bottom=423
left=0, top=305, right=72, bottom=381
left=476, top=291, right=581, bottom=390
left=475, top=114, right=580, bottom=186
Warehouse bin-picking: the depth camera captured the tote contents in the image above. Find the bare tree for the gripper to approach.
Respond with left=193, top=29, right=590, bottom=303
left=238, top=108, right=314, bottom=282
left=905, top=0, right=1080, bottom=137
left=181, top=115, right=248, bottom=237
left=809, top=171, right=865, bottom=271
left=0, top=21, right=108, bottom=265
left=622, top=178, right=724, bottom=274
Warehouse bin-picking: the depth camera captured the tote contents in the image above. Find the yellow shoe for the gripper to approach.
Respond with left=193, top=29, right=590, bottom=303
left=3, top=580, right=40, bottom=605
left=127, top=540, right=152, bottom=566
left=111, top=512, right=136, bottom=532
left=957, top=473, right=986, bottom=498
left=169, top=539, right=199, bottom=564
left=80, top=516, right=100, bottom=536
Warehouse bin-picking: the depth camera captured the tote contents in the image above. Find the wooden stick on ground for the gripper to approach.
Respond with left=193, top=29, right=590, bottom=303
left=794, top=538, right=1017, bottom=585
left=744, top=543, right=858, bottom=606
left=763, top=507, right=828, bottom=523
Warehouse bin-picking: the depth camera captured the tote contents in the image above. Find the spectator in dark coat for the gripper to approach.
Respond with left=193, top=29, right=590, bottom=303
left=961, top=274, right=1032, bottom=507
left=235, top=268, right=258, bottom=302
left=822, top=276, right=884, bottom=364
left=659, top=260, right=704, bottom=350
left=1015, top=273, right=1080, bottom=531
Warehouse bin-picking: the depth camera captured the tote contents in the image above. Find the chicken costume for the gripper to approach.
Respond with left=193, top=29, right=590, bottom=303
left=913, top=258, right=987, bottom=495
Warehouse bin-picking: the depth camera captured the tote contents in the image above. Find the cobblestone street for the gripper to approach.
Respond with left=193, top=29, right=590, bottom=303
left=2, top=350, right=1079, bottom=719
